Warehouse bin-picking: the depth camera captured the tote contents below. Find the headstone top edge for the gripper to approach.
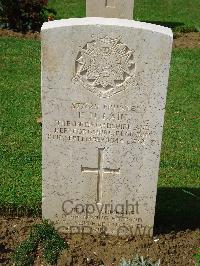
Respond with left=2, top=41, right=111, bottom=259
left=41, top=18, right=173, bottom=37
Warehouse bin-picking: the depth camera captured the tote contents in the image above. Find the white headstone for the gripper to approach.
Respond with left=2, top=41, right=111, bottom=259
left=42, top=18, right=173, bottom=236
left=86, top=0, right=134, bottom=20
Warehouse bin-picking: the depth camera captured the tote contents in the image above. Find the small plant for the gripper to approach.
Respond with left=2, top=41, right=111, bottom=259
left=12, top=220, right=68, bottom=266
left=0, top=0, right=56, bottom=32
left=120, top=255, right=161, bottom=266
left=194, top=248, right=200, bottom=266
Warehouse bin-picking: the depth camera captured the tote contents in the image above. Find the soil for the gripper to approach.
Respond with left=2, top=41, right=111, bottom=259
left=1, top=29, right=200, bottom=48
left=0, top=29, right=40, bottom=40
left=173, top=32, right=200, bottom=48
left=0, top=216, right=199, bottom=266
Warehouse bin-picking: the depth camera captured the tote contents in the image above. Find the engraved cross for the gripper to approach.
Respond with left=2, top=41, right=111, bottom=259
left=81, top=148, right=120, bottom=203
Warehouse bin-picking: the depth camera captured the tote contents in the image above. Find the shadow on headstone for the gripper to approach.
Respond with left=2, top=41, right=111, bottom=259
left=154, top=187, right=200, bottom=234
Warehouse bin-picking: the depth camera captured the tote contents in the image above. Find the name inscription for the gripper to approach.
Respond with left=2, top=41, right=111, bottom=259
left=47, top=102, right=151, bottom=144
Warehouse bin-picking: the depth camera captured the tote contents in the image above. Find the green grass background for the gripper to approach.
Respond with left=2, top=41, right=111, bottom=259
left=0, top=0, right=200, bottom=229
left=0, top=39, right=41, bottom=213
left=48, top=0, right=200, bottom=31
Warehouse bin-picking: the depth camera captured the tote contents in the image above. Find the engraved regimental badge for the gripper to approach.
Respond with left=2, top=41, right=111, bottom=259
left=73, top=35, right=136, bottom=98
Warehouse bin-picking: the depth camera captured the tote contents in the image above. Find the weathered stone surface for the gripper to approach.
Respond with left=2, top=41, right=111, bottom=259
left=86, top=0, right=134, bottom=20
left=42, top=18, right=173, bottom=236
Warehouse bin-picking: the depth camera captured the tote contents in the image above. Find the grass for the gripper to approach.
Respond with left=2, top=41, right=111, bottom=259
left=48, top=0, right=200, bottom=32
left=0, top=38, right=41, bottom=214
left=48, top=0, right=85, bottom=19
left=194, top=248, right=200, bottom=266
left=155, top=48, right=200, bottom=231
left=159, top=49, right=200, bottom=188
left=0, top=37, right=199, bottom=231
left=134, top=0, right=200, bottom=32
